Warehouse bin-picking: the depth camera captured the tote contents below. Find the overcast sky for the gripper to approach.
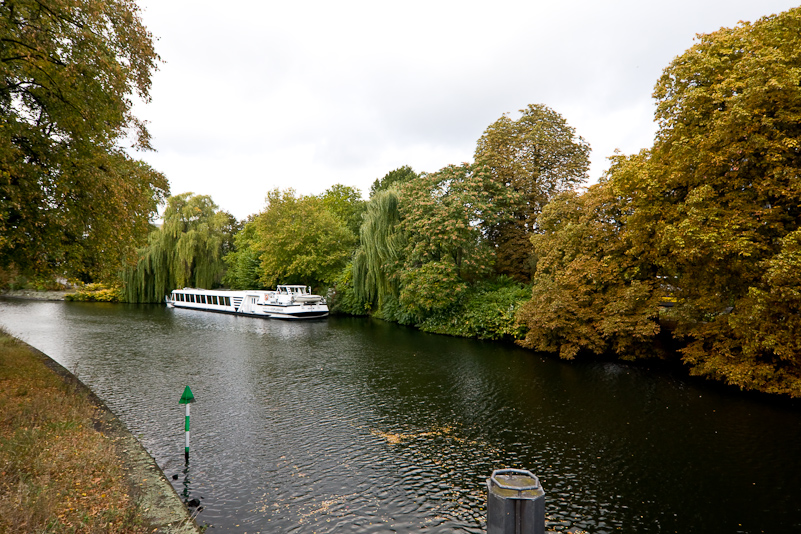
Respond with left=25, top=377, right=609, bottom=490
left=130, top=0, right=800, bottom=220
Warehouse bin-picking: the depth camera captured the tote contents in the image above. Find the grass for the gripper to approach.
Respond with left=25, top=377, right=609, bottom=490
left=0, top=330, right=152, bottom=534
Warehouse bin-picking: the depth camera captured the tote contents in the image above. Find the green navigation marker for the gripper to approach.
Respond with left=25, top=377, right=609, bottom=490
left=179, top=385, right=195, bottom=404
left=179, top=386, right=195, bottom=461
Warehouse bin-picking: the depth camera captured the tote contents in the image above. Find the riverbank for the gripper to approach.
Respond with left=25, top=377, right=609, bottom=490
left=1, top=288, right=70, bottom=300
left=0, top=330, right=200, bottom=533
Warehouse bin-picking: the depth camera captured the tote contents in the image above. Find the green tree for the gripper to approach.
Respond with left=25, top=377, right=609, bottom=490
left=222, top=218, right=262, bottom=290
left=328, top=261, right=371, bottom=316
left=396, top=164, right=520, bottom=317
left=319, top=184, right=366, bottom=238
left=475, top=104, right=590, bottom=281
left=254, top=189, right=356, bottom=290
left=0, top=0, right=166, bottom=280
left=369, top=165, right=418, bottom=198
left=122, top=193, right=237, bottom=303
left=351, top=188, right=405, bottom=309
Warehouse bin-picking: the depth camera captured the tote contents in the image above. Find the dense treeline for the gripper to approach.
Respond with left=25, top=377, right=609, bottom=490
left=516, top=8, right=801, bottom=396
left=335, top=104, right=590, bottom=336
left=231, top=8, right=801, bottom=397
left=3, top=3, right=800, bottom=397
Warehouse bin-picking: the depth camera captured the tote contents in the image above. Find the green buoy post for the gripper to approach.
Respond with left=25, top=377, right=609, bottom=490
left=179, top=386, right=195, bottom=461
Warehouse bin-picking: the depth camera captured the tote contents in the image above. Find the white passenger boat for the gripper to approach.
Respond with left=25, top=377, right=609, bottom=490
left=165, top=285, right=328, bottom=319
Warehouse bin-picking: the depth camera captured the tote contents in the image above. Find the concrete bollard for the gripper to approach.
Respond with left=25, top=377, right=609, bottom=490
left=486, top=469, right=545, bottom=534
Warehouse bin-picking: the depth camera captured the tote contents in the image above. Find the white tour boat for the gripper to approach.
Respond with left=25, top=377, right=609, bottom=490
left=165, top=285, right=329, bottom=320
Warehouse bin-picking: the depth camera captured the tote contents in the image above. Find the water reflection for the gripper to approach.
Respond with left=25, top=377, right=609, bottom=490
left=1, top=299, right=801, bottom=533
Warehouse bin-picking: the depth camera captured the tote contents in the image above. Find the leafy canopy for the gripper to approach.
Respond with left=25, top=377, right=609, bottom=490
left=475, top=104, right=590, bottom=281
left=369, top=165, right=418, bottom=198
left=251, top=189, right=356, bottom=290
left=352, top=188, right=405, bottom=308
left=352, top=163, right=520, bottom=321
left=518, top=7, right=801, bottom=396
left=0, top=0, right=166, bottom=281
left=517, top=169, right=663, bottom=361
left=222, top=218, right=262, bottom=290
left=122, top=193, right=237, bottom=303
left=319, top=184, right=366, bottom=238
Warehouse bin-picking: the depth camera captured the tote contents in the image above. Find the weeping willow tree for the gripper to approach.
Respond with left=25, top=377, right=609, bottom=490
left=122, top=193, right=238, bottom=302
left=352, top=188, right=406, bottom=307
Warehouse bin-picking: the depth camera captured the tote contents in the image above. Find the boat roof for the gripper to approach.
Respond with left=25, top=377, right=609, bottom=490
left=173, top=288, right=272, bottom=294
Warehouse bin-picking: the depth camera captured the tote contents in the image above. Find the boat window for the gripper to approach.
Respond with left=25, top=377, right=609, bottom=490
left=202, top=295, right=208, bottom=304
left=223, top=296, right=230, bottom=306
left=210, top=295, right=216, bottom=305
left=190, top=294, right=196, bottom=303
left=179, top=294, right=184, bottom=302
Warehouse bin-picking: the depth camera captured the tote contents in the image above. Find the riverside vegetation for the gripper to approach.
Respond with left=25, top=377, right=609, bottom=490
left=3, top=4, right=801, bottom=397
left=0, top=330, right=151, bottom=533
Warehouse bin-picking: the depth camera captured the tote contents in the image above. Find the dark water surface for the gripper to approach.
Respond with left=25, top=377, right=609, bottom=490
left=1, top=299, right=800, bottom=533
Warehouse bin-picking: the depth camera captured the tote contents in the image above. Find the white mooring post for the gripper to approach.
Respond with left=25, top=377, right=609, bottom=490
left=486, top=469, right=545, bottom=534
left=179, top=386, right=195, bottom=462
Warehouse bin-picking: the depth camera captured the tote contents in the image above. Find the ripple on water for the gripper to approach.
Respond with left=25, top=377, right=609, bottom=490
left=2, top=301, right=801, bottom=533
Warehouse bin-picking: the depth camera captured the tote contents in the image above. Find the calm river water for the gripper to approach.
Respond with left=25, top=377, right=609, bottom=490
left=1, top=298, right=800, bottom=533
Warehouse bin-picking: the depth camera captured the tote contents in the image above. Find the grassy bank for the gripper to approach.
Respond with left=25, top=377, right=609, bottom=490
left=0, top=330, right=169, bottom=533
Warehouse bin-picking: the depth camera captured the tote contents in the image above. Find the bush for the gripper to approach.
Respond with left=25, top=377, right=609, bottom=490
left=65, top=284, right=122, bottom=302
left=417, top=277, right=530, bottom=340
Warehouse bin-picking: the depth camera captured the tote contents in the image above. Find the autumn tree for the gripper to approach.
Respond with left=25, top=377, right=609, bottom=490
left=122, top=193, right=237, bottom=303
left=475, top=104, right=590, bottom=281
left=0, top=0, right=167, bottom=281
left=618, top=7, right=801, bottom=395
left=516, top=163, right=663, bottom=360
left=58, top=155, right=167, bottom=283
